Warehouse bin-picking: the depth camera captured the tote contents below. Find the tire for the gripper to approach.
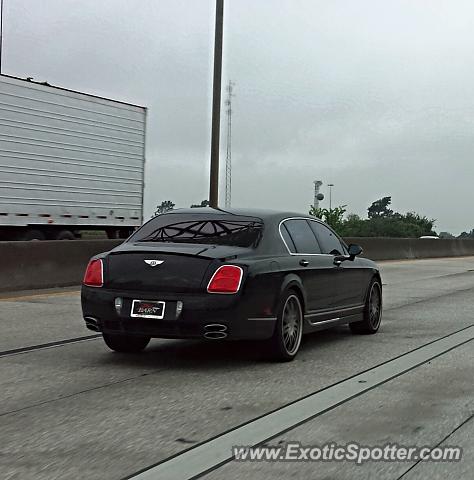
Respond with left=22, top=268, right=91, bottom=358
left=350, top=278, right=382, bottom=334
left=21, top=229, right=46, bottom=241
left=55, top=230, right=75, bottom=240
left=102, top=333, right=150, bottom=353
left=106, top=229, right=119, bottom=239
left=267, top=290, right=304, bottom=361
left=118, top=228, right=132, bottom=239
left=107, top=228, right=131, bottom=239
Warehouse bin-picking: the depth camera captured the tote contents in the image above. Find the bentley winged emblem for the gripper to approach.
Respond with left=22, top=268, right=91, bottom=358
left=144, top=260, right=164, bottom=267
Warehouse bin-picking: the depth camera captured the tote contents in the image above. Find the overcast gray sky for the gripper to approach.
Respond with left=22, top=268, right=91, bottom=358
left=3, top=0, right=474, bottom=233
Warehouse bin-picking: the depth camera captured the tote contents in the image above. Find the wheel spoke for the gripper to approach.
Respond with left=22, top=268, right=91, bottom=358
left=369, top=285, right=381, bottom=328
left=281, top=295, right=303, bottom=356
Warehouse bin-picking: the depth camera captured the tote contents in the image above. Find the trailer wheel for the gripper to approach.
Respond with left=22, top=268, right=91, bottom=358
left=55, top=230, right=75, bottom=240
left=118, top=228, right=132, bottom=239
left=106, top=229, right=119, bottom=239
left=21, top=229, right=46, bottom=241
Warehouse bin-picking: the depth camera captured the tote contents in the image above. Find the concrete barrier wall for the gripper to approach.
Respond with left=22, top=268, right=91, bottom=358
left=0, top=240, right=122, bottom=292
left=1, top=238, right=474, bottom=292
left=344, top=237, right=474, bottom=261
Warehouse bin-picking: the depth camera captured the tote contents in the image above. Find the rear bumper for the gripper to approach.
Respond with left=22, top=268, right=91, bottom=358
left=81, top=287, right=276, bottom=340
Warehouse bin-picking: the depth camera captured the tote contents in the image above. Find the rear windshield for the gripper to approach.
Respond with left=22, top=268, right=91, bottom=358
left=129, top=214, right=263, bottom=248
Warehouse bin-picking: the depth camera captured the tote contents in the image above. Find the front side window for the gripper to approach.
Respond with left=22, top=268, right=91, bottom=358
left=308, top=221, right=343, bottom=255
left=282, top=219, right=321, bottom=254
left=129, top=214, right=263, bottom=248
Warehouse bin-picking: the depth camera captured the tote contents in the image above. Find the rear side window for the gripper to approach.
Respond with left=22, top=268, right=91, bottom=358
left=308, top=221, right=343, bottom=255
left=282, top=219, right=321, bottom=254
left=129, top=214, right=263, bottom=248
left=280, top=224, right=296, bottom=253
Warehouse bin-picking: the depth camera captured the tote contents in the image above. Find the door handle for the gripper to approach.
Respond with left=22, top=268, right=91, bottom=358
left=333, top=255, right=347, bottom=267
left=299, top=259, right=309, bottom=267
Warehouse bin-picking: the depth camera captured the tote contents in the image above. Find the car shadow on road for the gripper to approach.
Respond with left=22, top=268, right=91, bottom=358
left=98, top=326, right=354, bottom=371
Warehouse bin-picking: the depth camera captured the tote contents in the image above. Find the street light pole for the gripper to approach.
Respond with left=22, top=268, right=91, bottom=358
left=328, top=183, right=334, bottom=210
left=209, top=0, right=224, bottom=208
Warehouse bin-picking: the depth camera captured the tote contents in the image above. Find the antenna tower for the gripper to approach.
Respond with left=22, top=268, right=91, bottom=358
left=313, top=180, right=323, bottom=208
left=224, top=80, right=235, bottom=208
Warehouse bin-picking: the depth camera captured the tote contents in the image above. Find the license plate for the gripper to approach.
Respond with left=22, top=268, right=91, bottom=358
left=131, top=300, right=166, bottom=319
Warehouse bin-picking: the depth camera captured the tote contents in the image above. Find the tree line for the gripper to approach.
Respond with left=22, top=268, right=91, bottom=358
left=153, top=200, right=209, bottom=216
left=153, top=196, right=472, bottom=238
left=310, top=196, right=474, bottom=238
left=310, top=196, right=438, bottom=237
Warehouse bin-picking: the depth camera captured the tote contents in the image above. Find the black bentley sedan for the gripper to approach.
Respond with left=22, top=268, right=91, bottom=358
left=81, top=208, right=382, bottom=361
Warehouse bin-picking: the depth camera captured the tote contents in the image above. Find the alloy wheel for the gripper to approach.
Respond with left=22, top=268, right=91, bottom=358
left=369, top=283, right=382, bottom=329
left=281, top=294, right=303, bottom=356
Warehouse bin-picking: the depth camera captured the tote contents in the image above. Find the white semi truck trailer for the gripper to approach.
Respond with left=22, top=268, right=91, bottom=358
left=0, top=74, right=146, bottom=240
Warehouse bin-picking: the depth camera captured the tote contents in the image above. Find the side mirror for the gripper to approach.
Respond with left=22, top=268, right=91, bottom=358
left=348, top=243, right=363, bottom=260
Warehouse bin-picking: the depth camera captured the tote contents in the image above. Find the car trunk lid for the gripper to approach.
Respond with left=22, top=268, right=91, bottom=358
left=105, top=242, right=251, bottom=293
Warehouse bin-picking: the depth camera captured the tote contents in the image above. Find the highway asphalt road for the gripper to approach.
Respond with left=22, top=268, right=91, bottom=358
left=0, top=257, right=473, bottom=480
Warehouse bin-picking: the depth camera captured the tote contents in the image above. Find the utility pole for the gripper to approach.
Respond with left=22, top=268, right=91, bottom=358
left=209, top=0, right=224, bottom=208
left=0, top=0, right=4, bottom=74
left=328, top=183, right=334, bottom=209
left=224, top=80, right=235, bottom=208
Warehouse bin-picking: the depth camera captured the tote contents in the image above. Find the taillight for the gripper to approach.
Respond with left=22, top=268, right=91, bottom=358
left=207, top=265, right=243, bottom=294
left=83, top=259, right=103, bottom=287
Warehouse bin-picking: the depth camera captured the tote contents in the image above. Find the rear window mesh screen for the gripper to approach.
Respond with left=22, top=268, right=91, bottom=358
left=130, top=217, right=263, bottom=248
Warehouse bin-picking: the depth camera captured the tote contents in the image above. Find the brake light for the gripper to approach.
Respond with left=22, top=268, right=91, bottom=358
left=83, top=259, right=103, bottom=287
left=207, top=265, right=243, bottom=294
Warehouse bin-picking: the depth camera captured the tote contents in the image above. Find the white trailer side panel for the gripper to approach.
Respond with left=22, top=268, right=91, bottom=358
left=0, top=75, right=145, bottom=227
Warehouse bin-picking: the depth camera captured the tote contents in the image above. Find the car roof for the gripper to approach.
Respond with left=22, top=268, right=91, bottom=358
left=140, top=208, right=339, bottom=255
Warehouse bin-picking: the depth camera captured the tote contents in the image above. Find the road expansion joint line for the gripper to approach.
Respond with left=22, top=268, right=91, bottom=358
left=0, top=335, right=101, bottom=359
left=123, top=325, right=474, bottom=480
left=386, top=269, right=474, bottom=285
left=385, top=285, right=474, bottom=312
left=2, top=286, right=471, bottom=359
left=0, top=290, right=81, bottom=302
left=396, top=412, right=474, bottom=480
left=0, top=373, right=158, bottom=418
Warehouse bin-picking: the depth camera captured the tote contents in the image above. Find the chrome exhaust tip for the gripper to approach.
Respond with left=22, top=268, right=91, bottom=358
left=84, top=317, right=100, bottom=332
left=204, top=331, right=228, bottom=340
left=203, top=323, right=228, bottom=339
